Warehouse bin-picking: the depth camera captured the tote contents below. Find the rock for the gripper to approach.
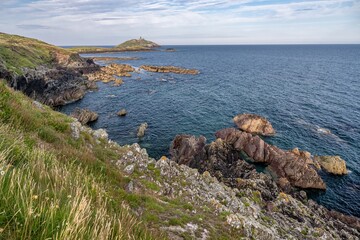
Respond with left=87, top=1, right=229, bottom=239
left=140, top=65, right=199, bottom=75
left=85, top=64, right=134, bottom=83
left=126, top=181, right=134, bottom=193
left=32, top=101, right=44, bottom=110
left=233, top=113, right=275, bottom=136
left=93, top=128, right=108, bottom=141
left=70, top=121, right=82, bottom=139
left=71, top=108, right=99, bottom=125
left=113, top=78, right=123, bottom=86
left=165, top=48, right=176, bottom=52
left=137, top=123, right=148, bottom=138
left=215, top=128, right=326, bottom=190
left=117, top=109, right=127, bottom=116
left=314, top=156, right=348, bottom=175
left=170, top=135, right=207, bottom=168
left=170, top=135, right=278, bottom=200
left=124, top=164, right=135, bottom=174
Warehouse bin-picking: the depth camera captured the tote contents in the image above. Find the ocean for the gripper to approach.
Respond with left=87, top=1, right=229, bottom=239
left=59, top=45, right=360, bottom=217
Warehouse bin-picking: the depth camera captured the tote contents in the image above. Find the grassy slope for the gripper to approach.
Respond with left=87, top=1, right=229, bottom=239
left=0, top=81, right=163, bottom=239
left=0, top=33, right=71, bottom=75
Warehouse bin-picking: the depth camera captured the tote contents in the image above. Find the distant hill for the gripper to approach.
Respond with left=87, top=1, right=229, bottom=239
left=115, top=37, right=160, bottom=50
left=68, top=38, right=160, bottom=54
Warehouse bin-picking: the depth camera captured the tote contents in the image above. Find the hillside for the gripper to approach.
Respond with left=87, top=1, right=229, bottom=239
left=0, top=33, right=99, bottom=106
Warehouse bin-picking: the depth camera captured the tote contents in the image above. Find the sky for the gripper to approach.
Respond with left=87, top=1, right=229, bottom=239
left=0, top=0, right=359, bottom=45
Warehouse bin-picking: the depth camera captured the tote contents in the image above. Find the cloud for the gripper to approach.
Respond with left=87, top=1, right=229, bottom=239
left=0, top=0, right=359, bottom=44
left=17, top=24, right=52, bottom=30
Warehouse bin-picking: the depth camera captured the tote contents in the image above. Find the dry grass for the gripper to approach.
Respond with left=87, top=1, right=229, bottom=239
left=0, top=124, right=150, bottom=240
left=0, top=82, right=162, bottom=239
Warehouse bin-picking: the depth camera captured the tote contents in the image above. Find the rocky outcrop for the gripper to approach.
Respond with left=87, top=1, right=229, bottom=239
left=170, top=135, right=207, bottom=168
left=140, top=65, right=200, bottom=75
left=137, top=122, right=148, bottom=138
left=71, top=108, right=99, bottom=125
left=233, top=113, right=275, bottom=136
left=9, top=65, right=98, bottom=106
left=215, top=128, right=325, bottom=190
left=314, top=155, right=348, bottom=175
left=85, top=64, right=134, bottom=84
left=0, top=33, right=99, bottom=106
left=118, top=143, right=360, bottom=239
left=117, top=109, right=127, bottom=116
left=171, top=128, right=325, bottom=191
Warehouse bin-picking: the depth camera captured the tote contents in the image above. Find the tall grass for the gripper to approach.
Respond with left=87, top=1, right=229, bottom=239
left=0, top=124, right=150, bottom=239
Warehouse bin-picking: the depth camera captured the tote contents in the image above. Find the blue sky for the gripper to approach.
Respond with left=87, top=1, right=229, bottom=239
left=0, top=0, right=359, bottom=45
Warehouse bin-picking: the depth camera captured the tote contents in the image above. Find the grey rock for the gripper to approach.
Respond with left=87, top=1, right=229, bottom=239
left=137, top=122, right=148, bottom=138
left=124, top=164, right=135, bottom=174
left=93, top=128, right=108, bottom=141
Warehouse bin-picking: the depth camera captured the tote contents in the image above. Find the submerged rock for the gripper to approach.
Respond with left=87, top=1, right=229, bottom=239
left=71, top=108, right=99, bottom=125
left=233, top=113, right=275, bottom=136
left=165, top=48, right=176, bottom=52
left=314, top=155, right=348, bottom=175
left=137, top=123, right=148, bottom=138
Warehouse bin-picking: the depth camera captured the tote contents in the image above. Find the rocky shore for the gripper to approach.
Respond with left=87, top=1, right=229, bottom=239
left=168, top=128, right=359, bottom=238
left=1, top=32, right=359, bottom=239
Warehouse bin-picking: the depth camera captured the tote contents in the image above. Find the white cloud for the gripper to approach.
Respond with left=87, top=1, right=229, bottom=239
left=0, top=0, right=359, bottom=44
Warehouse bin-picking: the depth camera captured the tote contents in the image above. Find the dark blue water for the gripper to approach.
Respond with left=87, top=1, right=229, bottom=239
left=60, top=45, right=360, bottom=217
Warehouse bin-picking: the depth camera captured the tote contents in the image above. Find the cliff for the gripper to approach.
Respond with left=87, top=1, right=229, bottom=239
left=0, top=33, right=99, bottom=106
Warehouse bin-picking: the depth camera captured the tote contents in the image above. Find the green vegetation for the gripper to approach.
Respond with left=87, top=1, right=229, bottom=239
left=0, top=81, right=161, bottom=239
left=0, top=33, right=71, bottom=75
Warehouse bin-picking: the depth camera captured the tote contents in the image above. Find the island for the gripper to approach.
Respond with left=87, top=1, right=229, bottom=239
left=68, top=37, right=160, bottom=54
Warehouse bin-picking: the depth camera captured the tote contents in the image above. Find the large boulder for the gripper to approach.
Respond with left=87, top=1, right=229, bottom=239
left=71, top=108, right=98, bottom=125
left=233, top=113, right=275, bottom=136
left=170, top=135, right=279, bottom=200
left=314, top=156, right=348, bottom=175
left=215, top=128, right=326, bottom=190
left=170, top=135, right=207, bottom=168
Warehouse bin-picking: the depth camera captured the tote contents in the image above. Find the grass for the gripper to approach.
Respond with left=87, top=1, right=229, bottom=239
left=0, top=33, right=71, bottom=76
left=0, top=81, right=162, bottom=239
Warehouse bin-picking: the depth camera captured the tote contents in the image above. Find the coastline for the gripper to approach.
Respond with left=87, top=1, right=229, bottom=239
left=1, top=33, right=359, bottom=239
